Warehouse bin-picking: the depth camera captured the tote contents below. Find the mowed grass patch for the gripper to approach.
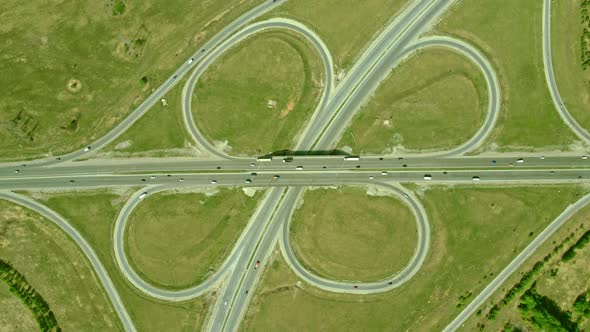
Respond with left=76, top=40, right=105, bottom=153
left=552, top=0, right=590, bottom=132
left=434, top=0, right=578, bottom=150
left=0, top=0, right=263, bottom=161
left=242, top=185, right=586, bottom=331
left=34, top=189, right=212, bottom=332
left=126, top=188, right=263, bottom=289
left=265, top=0, right=410, bottom=70
left=103, top=77, right=191, bottom=157
left=338, top=48, right=487, bottom=153
left=290, top=186, right=416, bottom=281
left=463, top=202, right=590, bottom=331
left=0, top=280, right=40, bottom=332
left=0, top=200, right=122, bottom=331
left=193, top=31, right=324, bottom=156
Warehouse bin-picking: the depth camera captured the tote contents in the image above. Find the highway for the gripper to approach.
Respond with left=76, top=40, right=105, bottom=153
left=1, top=0, right=589, bottom=331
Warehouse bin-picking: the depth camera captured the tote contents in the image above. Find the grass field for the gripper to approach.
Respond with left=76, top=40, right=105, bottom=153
left=265, top=0, right=410, bottom=71
left=551, top=0, right=590, bottom=133
left=242, top=185, right=586, bottom=331
left=34, top=189, right=213, bottom=332
left=0, top=200, right=122, bottom=331
left=462, top=201, right=590, bottom=331
left=337, top=48, right=487, bottom=153
left=0, top=0, right=264, bottom=161
left=290, top=186, right=416, bottom=281
left=434, top=0, right=579, bottom=151
left=193, top=30, right=324, bottom=156
left=103, top=77, right=191, bottom=157
left=126, top=188, right=262, bottom=289
left=0, top=282, right=38, bottom=332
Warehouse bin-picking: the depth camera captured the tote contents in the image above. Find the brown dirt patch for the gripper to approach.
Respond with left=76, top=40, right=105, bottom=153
left=279, top=99, right=296, bottom=118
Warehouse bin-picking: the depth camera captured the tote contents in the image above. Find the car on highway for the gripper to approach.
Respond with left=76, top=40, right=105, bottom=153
left=173, top=74, right=178, bottom=79
left=403, top=193, right=409, bottom=198
left=250, top=162, right=256, bottom=167
left=424, top=174, right=432, bottom=180
left=140, top=178, right=146, bottom=182
left=14, top=170, right=19, bottom=173
left=245, top=179, right=252, bottom=184
left=353, top=285, right=358, bottom=289
left=251, top=172, right=258, bottom=176
left=540, top=156, right=545, bottom=160
left=69, top=179, right=75, bottom=183
left=150, top=176, right=156, bottom=179
left=583, top=156, right=588, bottom=160
left=283, top=157, right=293, bottom=163
left=296, top=166, right=303, bottom=170
left=381, top=171, right=388, bottom=175
left=188, top=58, right=194, bottom=64
left=254, top=260, right=260, bottom=269
left=139, top=192, right=148, bottom=199
left=83, top=146, right=91, bottom=152
left=472, top=176, right=481, bottom=181
left=516, top=158, right=524, bottom=163
left=179, top=178, right=184, bottom=182
left=368, top=176, right=374, bottom=180
left=272, top=175, right=280, bottom=180
left=211, top=180, right=218, bottom=184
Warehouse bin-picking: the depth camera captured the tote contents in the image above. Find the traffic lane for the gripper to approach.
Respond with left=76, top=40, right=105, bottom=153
left=3, top=156, right=590, bottom=178
left=208, top=187, right=287, bottom=332
left=222, top=187, right=303, bottom=332
left=2, top=169, right=590, bottom=190
left=182, top=19, right=334, bottom=161
left=280, top=183, right=429, bottom=294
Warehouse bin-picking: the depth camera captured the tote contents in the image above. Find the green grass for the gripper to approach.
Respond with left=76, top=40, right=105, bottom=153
left=0, top=200, right=122, bottom=331
left=241, top=185, right=586, bottom=331
left=126, top=188, right=263, bottom=289
left=434, top=0, right=578, bottom=151
left=193, top=30, right=324, bottom=156
left=33, top=189, right=213, bottom=332
left=103, top=76, right=191, bottom=157
left=290, top=186, right=416, bottom=281
left=338, top=48, right=487, bottom=153
left=0, top=0, right=264, bottom=161
left=552, top=0, right=590, bottom=133
left=463, top=202, right=590, bottom=332
left=264, top=0, right=410, bottom=70
left=0, top=279, right=40, bottom=332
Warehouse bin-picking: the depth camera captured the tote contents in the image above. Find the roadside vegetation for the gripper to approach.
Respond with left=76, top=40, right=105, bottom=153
left=0, top=199, right=122, bottom=331
left=337, top=48, right=487, bottom=153
left=0, top=258, right=61, bottom=331
left=126, top=188, right=263, bottom=289
left=102, top=77, right=192, bottom=158
left=0, top=0, right=264, bottom=161
left=32, top=189, right=213, bottom=331
left=434, top=0, right=578, bottom=151
left=289, top=186, right=416, bottom=281
left=463, top=200, right=590, bottom=331
left=242, top=185, right=586, bottom=331
left=192, top=30, right=324, bottom=156
left=264, top=0, right=410, bottom=71
left=0, top=282, right=38, bottom=331
left=551, top=0, right=590, bottom=133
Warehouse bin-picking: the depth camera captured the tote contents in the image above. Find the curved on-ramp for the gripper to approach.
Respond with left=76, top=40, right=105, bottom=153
left=542, top=0, right=590, bottom=144
left=314, top=35, right=501, bottom=157
left=279, top=183, right=430, bottom=294
left=181, top=18, right=335, bottom=160
left=0, top=192, right=136, bottom=332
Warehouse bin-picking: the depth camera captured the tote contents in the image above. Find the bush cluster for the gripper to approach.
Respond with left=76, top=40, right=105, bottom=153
left=0, top=259, right=61, bottom=332
left=561, top=230, right=590, bottom=262
left=518, top=287, right=578, bottom=332
left=581, top=0, right=590, bottom=69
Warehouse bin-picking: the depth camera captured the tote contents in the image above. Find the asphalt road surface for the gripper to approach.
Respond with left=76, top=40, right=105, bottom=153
left=1, top=0, right=589, bottom=331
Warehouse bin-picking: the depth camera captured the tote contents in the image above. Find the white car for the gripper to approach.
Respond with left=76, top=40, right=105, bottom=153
left=250, top=162, right=256, bottom=167
left=472, top=176, right=481, bottom=181
left=424, top=175, right=432, bottom=180
left=211, top=180, right=218, bottom=184
left=516, top=158, right=524, bottom=163
left=381, top=171, right=388, bottom=176
left=583, top=156, right=588, bottom=160
left=245, top=179, right=252, bottom=184
left=139, top=192, right=148, bottom=199
left=179, top=178, right=184, bottom=182
left=188, top=58, right=194, bottom=64
left=540, top=156, right=545, bottom=160
left=296, top=166, right=303, bottom=170
left=369, top=176, right=374, bottom=180
left=14, top=170, right=19, bottom=174
left=83, top=146, right=91, bottom=152
left=150, top=176, right=156, bottom=180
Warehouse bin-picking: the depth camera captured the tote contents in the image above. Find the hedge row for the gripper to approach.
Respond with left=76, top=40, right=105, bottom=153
left=0, top=258, right=61, bottom=332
